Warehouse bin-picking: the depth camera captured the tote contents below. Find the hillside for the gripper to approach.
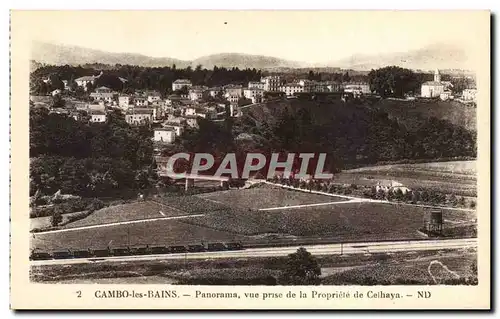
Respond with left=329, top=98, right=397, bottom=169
left=331, top=43, right=473, bottom=72
left=31, top=42, right=191, bottom=68
left=371, top=98, right=477, bottom=132
left=229, top=98, right=476, bottom=168
left=32, top=42, right=305, bottom=70
left=192, top=53, right=302, bottom=69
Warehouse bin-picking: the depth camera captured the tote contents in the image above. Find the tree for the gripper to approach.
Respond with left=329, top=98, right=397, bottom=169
left=458, top=196, right=466, bottom=207
left=48, top=73, right=65, bottom=91
left=51, top=208, right=63, bottom=226
left=368, top=66, right=420, bottom=98
left=394, top=188, right=404, bottom=201
left=342, top=72, right=350, bottom=83
left=469, top=200, right=476, bottom=209
left=30, top=76, right=49, bottom=95
left=279, top=247, right=321, bottom=285
left=87, top=198, right=105, bottom=212
left=85, top=82, right=94, bottom=92
left=175, top=86, right=189, bottom=95
left=51, top=94, right=65, bottom=108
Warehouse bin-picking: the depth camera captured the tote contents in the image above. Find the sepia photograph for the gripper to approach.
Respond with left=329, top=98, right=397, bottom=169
left=10, top=10, right=490, bottom=309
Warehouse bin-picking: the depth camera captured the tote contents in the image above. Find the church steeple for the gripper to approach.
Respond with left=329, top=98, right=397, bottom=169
left=434, top=69, right=441, bottom=82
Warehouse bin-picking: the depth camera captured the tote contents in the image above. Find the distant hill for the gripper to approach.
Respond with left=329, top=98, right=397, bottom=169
left=330, top=43, right=473, bottom=72
left=31, top=42, right=305, bottom=70
left=31, top=42, right=190, bottom=68
left=191, top=53, right=303, bottom=70
left=31, top=41, right=474, bottom=72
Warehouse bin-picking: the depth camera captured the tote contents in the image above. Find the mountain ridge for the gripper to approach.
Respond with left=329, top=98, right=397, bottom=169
left=31, top=41, right=473, bottom=72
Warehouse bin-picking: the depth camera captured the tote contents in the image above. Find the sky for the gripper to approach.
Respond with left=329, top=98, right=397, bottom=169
left=21, top=10, right=488, bottom=63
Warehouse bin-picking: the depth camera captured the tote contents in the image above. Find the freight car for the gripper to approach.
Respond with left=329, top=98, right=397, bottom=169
left=29, top=241, right=246, bottom=261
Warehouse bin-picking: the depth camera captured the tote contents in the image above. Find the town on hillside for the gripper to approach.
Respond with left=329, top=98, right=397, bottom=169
left=30, top=67, right=477, bottom=148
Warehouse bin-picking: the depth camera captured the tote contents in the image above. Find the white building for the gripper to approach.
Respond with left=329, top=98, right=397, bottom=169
left=90, top=111, right=107, bottom=123
left=344, top=83, right=371, bottom=95
left=440, top=91, right=453, bottom=101
left=87, top=103, right=106, bottom=112
left=280, top=83, right=304, bottom=96
left=90, top=92, right=116, bottom=104
left=118, top=95, right=132, bottom=109
left=163, top=124, right=184, bottom=136
left=146, top=91, right=162, bottom=103
left=75, top=71, right=103, bottom=90
left=327, top=82, right=342, bottom=92
left=243, top=88, right=264, bottom=103
left=224, top=84, right=243, bottom=97
left=421, top=69, right=446, bottom=98
left=226, top=94, right=240, bottom=104
left=184, top=107, right=197, bottom=116
left=153, top=128, right=176, bottom=144
left=172, top=79, right=193, bottom=91
left=208, top=87, right=223, bottom=98
left=375, top=180, right=410, bottom=194
left=134, top=97, right=149, bottom=107
left=248, top=81, right=265, bottom=90
left=188, top=86, right=208, bottom=101
left=125, top=109, right=154, bottom=125
left=261, top=76, right=282, bottom=92
left=462, top=88, right=477, bottom=102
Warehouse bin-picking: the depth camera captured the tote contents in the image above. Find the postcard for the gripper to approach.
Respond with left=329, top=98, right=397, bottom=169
left=10, top=10, right=490, bottom=310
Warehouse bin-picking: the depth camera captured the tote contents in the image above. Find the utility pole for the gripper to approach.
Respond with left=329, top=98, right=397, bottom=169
left=127, top=227, right=130, bottom=247
left=340, top=243, right=343, bottom=255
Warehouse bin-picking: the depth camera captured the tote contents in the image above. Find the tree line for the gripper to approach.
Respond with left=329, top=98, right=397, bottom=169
left=30, top=64, right=263, bottom=96
left=30, top=108, right=157, bottom=197
left=159, top=99, right=475, bottom=177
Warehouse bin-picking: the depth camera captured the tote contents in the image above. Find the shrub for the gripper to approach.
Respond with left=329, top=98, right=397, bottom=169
left=279, top=248, right=321, bottom=285
left=51, top=210, right=62, bottom=226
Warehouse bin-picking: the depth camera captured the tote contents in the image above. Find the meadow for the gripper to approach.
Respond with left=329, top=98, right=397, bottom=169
left=197, top=184, right=346, bottom=210
left=180, top=201, right=476, bottom=241
left=335, top=161, right=477, bottom=197
left=30, top=184, right=476, bottom=252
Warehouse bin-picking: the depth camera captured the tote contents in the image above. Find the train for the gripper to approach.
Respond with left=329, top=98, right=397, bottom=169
left=29, top=241, right=244, bottom=261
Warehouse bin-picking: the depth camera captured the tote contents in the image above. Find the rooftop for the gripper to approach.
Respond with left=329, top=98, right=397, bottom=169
left=146, top=91, right=161, bottom=96
left=422, top=81, right=445, bottom=86
left=173, top=79, right=192, bottom=84
left=127, top=109, right=154, bottom=115
left=75, top=75, right=96, bottom=81
left=154, top=127, right=176, bottom=132
left=224, top=84, right=243, bottom=89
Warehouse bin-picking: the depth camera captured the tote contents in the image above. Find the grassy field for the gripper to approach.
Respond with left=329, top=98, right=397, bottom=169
left=30, top=184, right=476, bottom=252
left=31, top=248, right=477, bottom=285
left=47, top=195, right=232, bottom=230
left=197, top=184, right=346, bottom=210
left=322, top=248, right=477, bottom=285
left=30, top=211, right=85, bottom=231
left=335, top=161, right=477, bottom=197
left=31, top=218, right=246, bottom=251
left=57, top=201, right=168, bottom=229
left=180, top=201, right=476, bottom=241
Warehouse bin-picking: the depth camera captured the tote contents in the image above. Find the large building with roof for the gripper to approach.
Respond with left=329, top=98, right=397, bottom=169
left=75, top=71, right=103, bottom=90
left=172, top=79, right=193, bottom=91
left=421, top=69, right=452, bottom=98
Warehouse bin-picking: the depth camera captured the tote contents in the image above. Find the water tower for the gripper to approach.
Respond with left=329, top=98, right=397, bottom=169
left=424, top=209, right=443, bottom=235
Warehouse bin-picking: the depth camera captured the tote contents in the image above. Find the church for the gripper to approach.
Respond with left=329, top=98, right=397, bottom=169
left=420, top=69, right=452, bottom=98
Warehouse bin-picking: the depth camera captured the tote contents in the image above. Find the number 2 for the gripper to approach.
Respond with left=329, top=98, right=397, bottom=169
left=76, top=291, right=82, bottom=298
